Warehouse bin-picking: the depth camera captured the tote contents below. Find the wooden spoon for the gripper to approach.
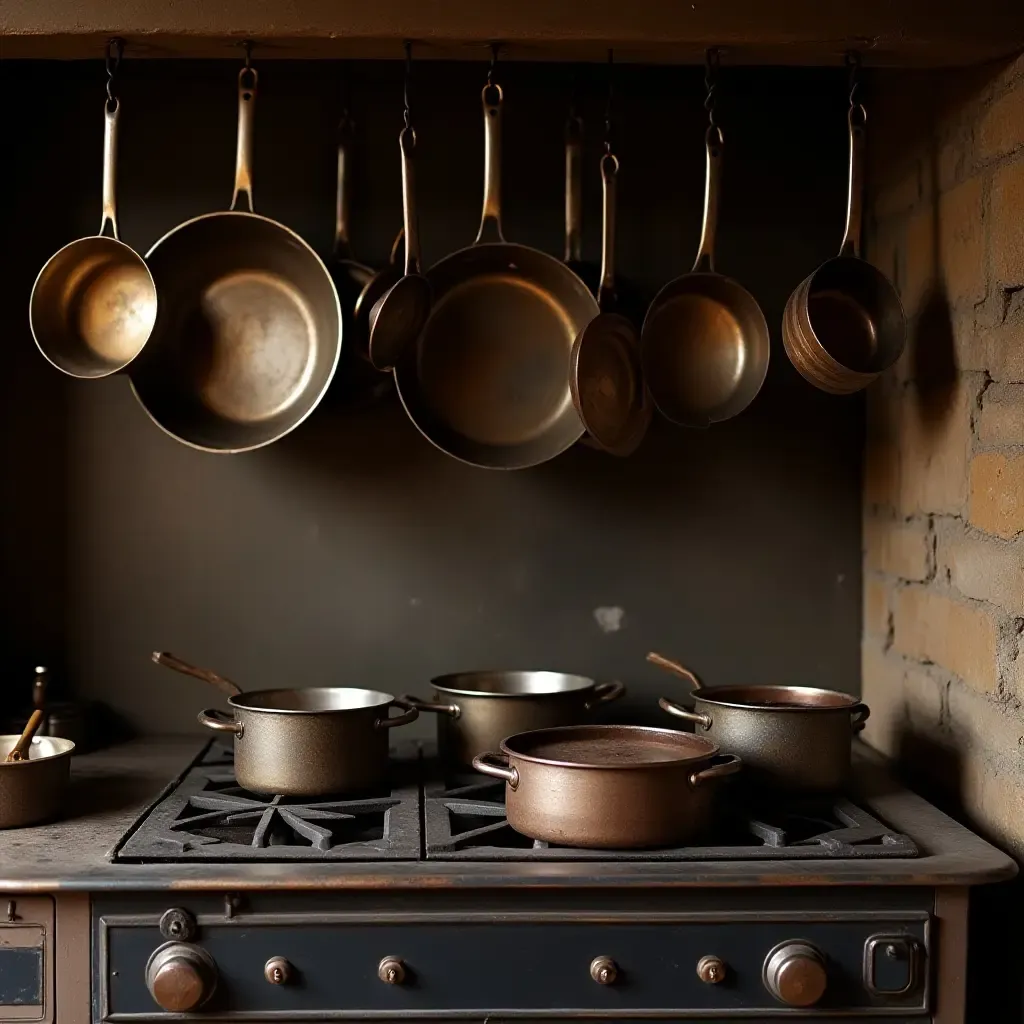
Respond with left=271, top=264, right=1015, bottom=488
left=152, top=652, right=243, bottom=698
left=6, top=709, right=46, bottom=762
left=646, top=651, right=704, bottom=691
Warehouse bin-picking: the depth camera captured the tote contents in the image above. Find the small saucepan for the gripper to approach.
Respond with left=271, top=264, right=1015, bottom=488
left=153, top=652, right=417, bottom=797
left=0, top=723, right=75, bottom=829
left=405, top=671, right=625, bottom=769
left=472, top=724, right=741, bottom=849
left=648, top=651, right=869, bottom=793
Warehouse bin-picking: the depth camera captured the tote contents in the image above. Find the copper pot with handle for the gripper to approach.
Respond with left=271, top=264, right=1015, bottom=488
left=649, top=652, right=869, bottom=793
left=406, top=671, right=625, bottom=769
left=472, top=724, right=741, bottom=849
left=153, top=653, right=417, bottom=797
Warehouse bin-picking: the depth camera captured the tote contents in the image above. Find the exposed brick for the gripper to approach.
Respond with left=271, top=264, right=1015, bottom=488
left=864, top=439, right=900, bottom=510
left=959, top=756, right=1024, bottom=860
left=892, top=586, right=1000, bottom=693
left=937, top=525, right=1024, bottom=616
left=978, top=84, right=1024, bottom=162
left=938, top=176, right=986, bottom=307
left=948, top=681, right=1024, bottom=758
left=864, top=575, right=892, bottom=638
left=976, top=382, right=1024, bottom=446
left=897, top=383, right=971, bottom=516
left=1013, top=640, right=1024, bottom=701
left=865, top=517, right=932, bottom=580
left=969, top=451, right=1024, bottom=538
left=902, top=205, right=935, bottom=317
left=991, top=158, right=1024, bottom=288
left=972, top=306, right=1024, bottom=383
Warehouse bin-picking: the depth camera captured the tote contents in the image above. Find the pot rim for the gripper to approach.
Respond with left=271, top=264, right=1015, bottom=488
left=228, top=687, right=397, bottom=714
left=499, top=724, right=720, bottom=770
left=0, top=735, right=76, bottom=765
left=692, top=684, right=861, bottom=711
left=432, top=670, right=596, bottom=699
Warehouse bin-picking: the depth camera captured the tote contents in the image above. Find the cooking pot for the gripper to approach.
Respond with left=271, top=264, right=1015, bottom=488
left=649, top=652, right=868, bottom=793
left=405, top=671, right=625, bottom=769
left=0, top=735, right=75, bottom=829
left=472, top=725, right=741, bottom=849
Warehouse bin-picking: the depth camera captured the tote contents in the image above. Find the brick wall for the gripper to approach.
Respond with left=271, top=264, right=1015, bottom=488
left=861, top=55, right=1023, bottom=860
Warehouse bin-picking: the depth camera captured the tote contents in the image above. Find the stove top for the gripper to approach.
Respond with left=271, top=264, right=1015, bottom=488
left=113, top=741, right=918, bottom=863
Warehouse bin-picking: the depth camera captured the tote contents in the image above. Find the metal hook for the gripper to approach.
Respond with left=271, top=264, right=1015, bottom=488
left=846, top=50, right=862, bottom=109
left=243, top=40, right=253, bottom=69
left=339, top=59, right=353, bottom=129
left=105, top=37, right=123, bottom=109
left=487, top=43, right=499, bottom=86
left=704, top=47, right=720, bottom=130
left=403, top=40, right=413, bottom=130
left=604, top=48, right=615, bottom=155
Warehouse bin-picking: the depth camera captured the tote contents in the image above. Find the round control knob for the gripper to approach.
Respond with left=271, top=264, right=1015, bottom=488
left=763, top=941, right=827, bottom=1007
left=697, top=955, right=727, bottom=984
left=145, top=942, right=217, bottom=1012
left=264, top=956, right=293, bottom=985
left=590, top=956, right=618, bottom=985
left=378, top=956, right=406, bottom=985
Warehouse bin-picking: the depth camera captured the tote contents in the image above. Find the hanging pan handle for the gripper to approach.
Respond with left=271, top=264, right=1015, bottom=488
left=402, top=695, right=461, bottom=719
left=230, top=65, right=258, bottom=212
left=375, top=697, right=420, bottom=730
left=839, top=104, right=866, bottom=258
left=334, top=115, right=356, bottom=258
left=197, top=709, right=243, bottom=736
left=646, top=652, right=704, bottom=691
left=658, top=697, right=713, bottom=731
left=850, top=701, right=871, bottom=733
left=99, top=99, right=121, bottom=239
left=597, top=151, right=620, bottom=310
left=689, top=753, right=742, bottom=788
left=475, top=82, right=505, bottom=244
left=472, top=751, right=520, bottom=790
left=564, top=112, right=583, bottom=262
left=585, top=680, right=626, bottom=710
left=399, top=127, right=422, bottom=276
left=692, top=126, right=723, bottom=274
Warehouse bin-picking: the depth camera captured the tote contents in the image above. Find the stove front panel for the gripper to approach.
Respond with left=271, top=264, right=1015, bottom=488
left=95, top=892, right=932, bottom=1020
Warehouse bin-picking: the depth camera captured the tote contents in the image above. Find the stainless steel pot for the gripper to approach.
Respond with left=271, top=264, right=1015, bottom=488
left=406, top=671, right=625, bottom=769
left=198, top=689, right=418, bottom=797
left=0, top=735, right=75, bottom=829
left=650, top=653, right=869, bottom=793
left=472, top=724, right=741, bottom=849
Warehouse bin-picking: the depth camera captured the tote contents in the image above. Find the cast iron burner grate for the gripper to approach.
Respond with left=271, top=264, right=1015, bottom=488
left=114, top=743, right=421, bottom=861
left=422, top=773, right=919, bottom=861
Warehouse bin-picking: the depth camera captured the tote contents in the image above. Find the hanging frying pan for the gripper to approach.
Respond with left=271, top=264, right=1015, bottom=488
left=570, top=150, right=650, bottom=456
left=129, top=63, right=341, bottom=453
left=641, top=126, right=770, bottom=428
left=394, top=78, right=598, bottom=469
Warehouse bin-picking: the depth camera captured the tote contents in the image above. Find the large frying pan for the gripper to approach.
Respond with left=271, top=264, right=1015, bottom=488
left=394, top=81, right=599, bottom=470
left=130, top=65, right=341, bottom=453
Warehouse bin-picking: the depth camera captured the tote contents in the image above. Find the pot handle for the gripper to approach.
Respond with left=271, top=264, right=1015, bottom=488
left=585, top=680, right=626, bottom=710
left=471, top=751, right=520, bottom=790
left=850, top=702, right=871, bottom=733
left=689, top=753, right=742, bottom=788
left=474, top=81, right=505, bottom=244
left=376, top=697, right=420, bottom=730
left=691, top=125, right=723, bottom=274
left=646, top=652, right=703, bottom=691
left=230, top=65, right=258, bottom=213
left=402, top=695, right=461, bottom=719
left=197, top=708, right=243, bottom=737
left=658, top=697, right=713, bottom=731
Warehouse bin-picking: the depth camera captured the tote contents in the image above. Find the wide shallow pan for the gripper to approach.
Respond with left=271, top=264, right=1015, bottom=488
left=0, top=735, right=75, bottom=829
left=649, top=651, right=868, bottom=793
left=394, top=79, right=598, bottom=469
left=782, top=103, right=905, bottom=393
left=405, top=671, right=625, bottom=769
left=642, top=126, right=769, bottom=427
left=153, top=652, right=417, bottom=797
left=472, top=724, right=741, bottom=849
left=130, top=64, right=341, bottom=453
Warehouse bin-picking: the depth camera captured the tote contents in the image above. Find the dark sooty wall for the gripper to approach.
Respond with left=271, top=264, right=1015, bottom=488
left=0, top=60, right=863, bottom=735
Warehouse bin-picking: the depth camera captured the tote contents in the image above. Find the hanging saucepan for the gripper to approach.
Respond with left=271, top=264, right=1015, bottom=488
left=153, top=652, right=417, bottom=797
left=30, top=45, right=157, bottom=379
left=405, top=671, right=625, bottom=769
left=648, top=651, right=869, bottom=793
left=129, top=60, right=342, bottom=453
left=394, top=68, right=599, bottom=469
left=782, top=100, right=906, bottom=393
left=641, top=125, right=770, bottom=427
left=570, top=149, right=651, bottom=456
left=472, top=724, right=741, bottom=849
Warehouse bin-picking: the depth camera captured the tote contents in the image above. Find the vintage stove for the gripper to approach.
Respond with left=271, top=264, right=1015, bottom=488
left=2, top=738, right=1015, bottom=1023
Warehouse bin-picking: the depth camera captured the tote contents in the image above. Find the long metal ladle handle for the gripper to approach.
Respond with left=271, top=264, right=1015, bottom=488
left=152, top=652, right=243, bottom=698
left=646, top=651, right=704, bottom=691
left=692, top=126, right=723, bottom=274
left=597, top=151, right=620, bottom=309
left=230, top=67, right=258, bottom=213
left=475, top=84, right=505, bottom=244
left=564, top=114, right=583, bottom=262
left=400, top=126, right=422, bottom=276
left=839, top=104, right=866, bottom=258
left=99, top=99, right=121, bottom=239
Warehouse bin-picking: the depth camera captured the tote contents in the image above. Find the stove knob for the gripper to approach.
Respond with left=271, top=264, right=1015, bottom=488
left=763, top=941, right=827, bottom=1007
left=145, top=942, right=217, bottom=1012
left=590, top=956, right=618, bottom=985
left=378, top=956, right=406, bottom=985
left=265, top=956, right=293, bottom=985
left=697, top=955, right=728, bottom=984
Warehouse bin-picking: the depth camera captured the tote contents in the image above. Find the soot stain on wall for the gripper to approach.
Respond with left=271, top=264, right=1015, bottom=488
left=0, top=60, right=863, bottom=734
